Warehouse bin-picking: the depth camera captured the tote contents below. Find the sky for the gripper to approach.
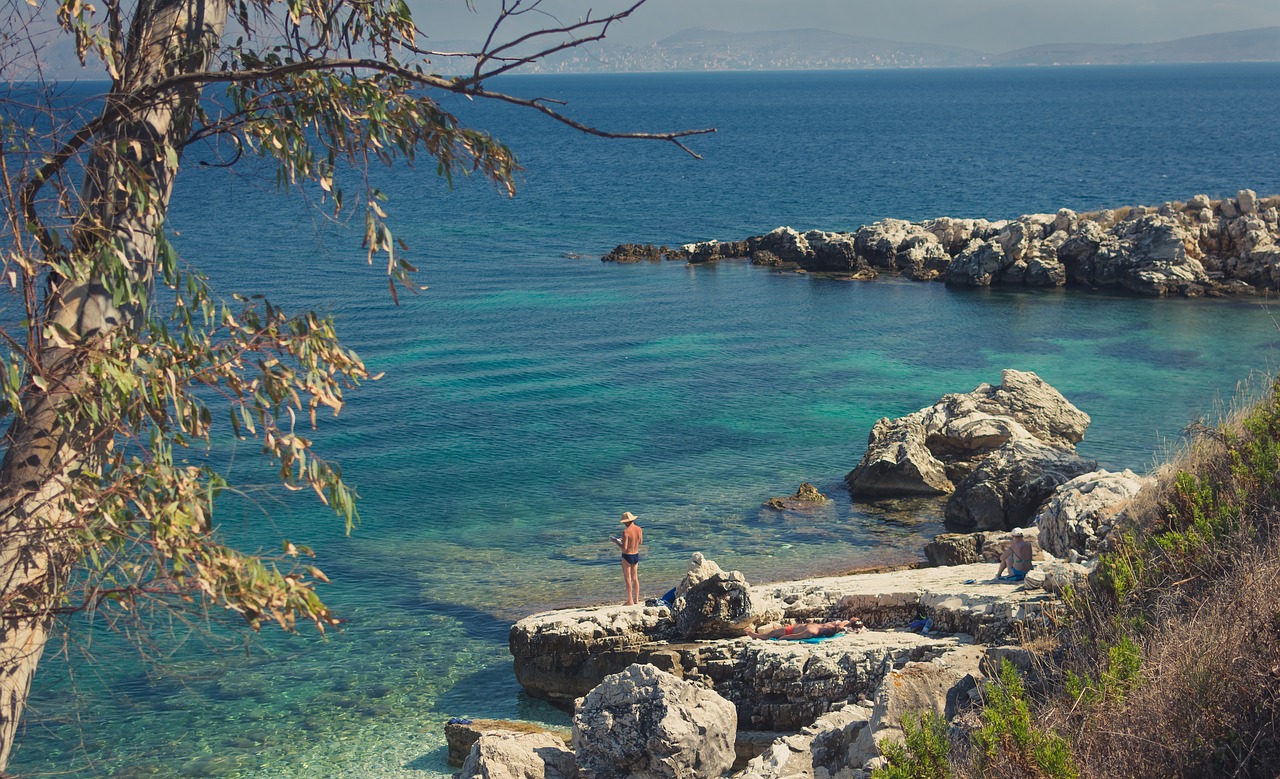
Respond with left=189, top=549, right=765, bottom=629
left=418, top=0, right=1280, bottom=53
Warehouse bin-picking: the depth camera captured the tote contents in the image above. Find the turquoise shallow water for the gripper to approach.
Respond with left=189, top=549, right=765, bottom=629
left=12, top=65, right=1280, bottom=776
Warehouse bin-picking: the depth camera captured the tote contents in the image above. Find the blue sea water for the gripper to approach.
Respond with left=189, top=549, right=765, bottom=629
left=11, top=64, right=1280, bottom=777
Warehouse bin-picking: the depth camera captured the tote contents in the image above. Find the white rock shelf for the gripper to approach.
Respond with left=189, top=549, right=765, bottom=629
left=509, top=562, right=1057, bottom=732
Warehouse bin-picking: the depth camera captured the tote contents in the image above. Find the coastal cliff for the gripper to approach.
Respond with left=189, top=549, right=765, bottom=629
left=604, top=189, right=1280, bottom=297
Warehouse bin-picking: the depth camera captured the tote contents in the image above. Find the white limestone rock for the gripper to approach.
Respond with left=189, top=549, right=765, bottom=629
left=1238, top=188, right=1258, bottom=215
left=732, top=702, right=873, bottom=779
left=573, top=664, right=736, bottom=779
left=458, top=731, right=578, bottom=779
left=845, top=415, right=954, bottom=497
left=510, top=604, right=676, bottom=704
left=1033, top=468, right=1150, bottom=558
left=850, top=644, right=985, bottom=767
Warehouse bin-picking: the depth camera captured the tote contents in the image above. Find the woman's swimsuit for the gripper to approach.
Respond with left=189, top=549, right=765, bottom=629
left=783, top=625, right=796, bottom=636
left=621, top=552, right=639, bottom=564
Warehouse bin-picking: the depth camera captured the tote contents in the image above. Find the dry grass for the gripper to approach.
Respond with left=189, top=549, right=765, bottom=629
left=939, top=377, right=1280, bottom=779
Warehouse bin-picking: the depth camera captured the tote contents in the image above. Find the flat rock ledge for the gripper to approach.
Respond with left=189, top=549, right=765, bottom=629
left=509, top=562, right=1055, bottom=732
left=602, top=190, right=1280, bottom=296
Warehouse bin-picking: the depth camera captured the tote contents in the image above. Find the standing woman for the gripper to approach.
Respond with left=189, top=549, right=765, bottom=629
left=611, top=512, right=644, bottom=605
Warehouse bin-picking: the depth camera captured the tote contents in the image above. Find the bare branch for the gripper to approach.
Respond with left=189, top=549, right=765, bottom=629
left=466, top=0, right=644, bottom=85
left=145, top=58, right=717, bottom=157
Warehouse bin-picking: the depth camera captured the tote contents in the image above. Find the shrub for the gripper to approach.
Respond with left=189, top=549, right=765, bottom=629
left=973, top=660, right=1077, bottom=779
left=874, top=710, right=952, bottom=779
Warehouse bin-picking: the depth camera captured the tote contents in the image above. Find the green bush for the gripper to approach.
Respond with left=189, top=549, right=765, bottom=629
left=974, top=660, right=1078, bottom=779
left=873, top=710, right=951, bottom=779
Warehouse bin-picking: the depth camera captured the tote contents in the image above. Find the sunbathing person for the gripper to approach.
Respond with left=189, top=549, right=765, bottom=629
left=995, top=528, right=1034, bottom=581
left=746, top=618, right=859, bottom=640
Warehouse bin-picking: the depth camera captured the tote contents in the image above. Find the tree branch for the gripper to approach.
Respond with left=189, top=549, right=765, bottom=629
left=144, top=58, right=717, bottom=157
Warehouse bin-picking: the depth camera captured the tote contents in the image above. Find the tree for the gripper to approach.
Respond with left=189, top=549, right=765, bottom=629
left=0, top=0, right=711, bottom=767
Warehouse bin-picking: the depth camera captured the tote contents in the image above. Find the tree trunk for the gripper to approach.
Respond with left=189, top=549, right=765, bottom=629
left=0, top=0, right=227, bottom=766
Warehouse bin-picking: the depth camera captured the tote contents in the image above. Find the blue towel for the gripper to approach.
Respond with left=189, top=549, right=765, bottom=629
left=798, top=635, right=842, bottom=644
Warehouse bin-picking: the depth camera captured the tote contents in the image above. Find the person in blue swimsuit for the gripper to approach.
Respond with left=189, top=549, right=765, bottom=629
left=611, top=511, right=644, bottom=605
left=995, top=528, right=1034, bottom=581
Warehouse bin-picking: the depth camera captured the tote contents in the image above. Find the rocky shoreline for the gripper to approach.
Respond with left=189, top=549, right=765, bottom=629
left=603, top=190, right=1280, bottom=297
left=451, top=371, right=1146, bottom=778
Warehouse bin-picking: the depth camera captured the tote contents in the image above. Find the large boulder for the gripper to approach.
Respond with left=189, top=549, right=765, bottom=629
left=852, top=219, right=917, bottom=270
left=573, top=664, right=736, bottom=779
left=1033, top=468, right=1150, bottom=558
left=849, top=371, right=1091, bottom=510
left=673, top=570, right=754, bottom=640
left=916, top=369, right=1090, bottom=456
left=458, top=731, right=578, bottom=779
left=944, top=439, right=1098, bottom=532
left=945, top=238, right=1009, bottom=287
left=936, top=369, right=1090, bottom=450
left=447, top=719, right=570, bottom=767
left=803, top=230, right=875, bottom=275
left=1022, top=560, right=1092, bottom=595
left=845, top=416, right=953, bottom=497
left=746, top=227, right=813, bottom=263
left=510, top=604, right=677, bottom=705
left=732, top=702, right=873, bottom=779
left=1116, top=214, right=1209, bottom=296
left=923, top=533, right=982, bottom=566
left=849, top=645, right=985, bottom=768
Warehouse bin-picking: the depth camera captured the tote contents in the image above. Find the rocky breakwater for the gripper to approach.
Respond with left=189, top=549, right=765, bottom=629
left=846, top=369, right=1098, bottom=533
left=603, top=190, right=1280, bottom=296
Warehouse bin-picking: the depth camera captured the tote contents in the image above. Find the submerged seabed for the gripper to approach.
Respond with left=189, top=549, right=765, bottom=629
left=13, top=64, right=1280, bottom=777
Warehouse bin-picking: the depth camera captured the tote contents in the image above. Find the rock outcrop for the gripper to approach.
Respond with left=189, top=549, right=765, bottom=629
left=924, top=527, right=1046, bottom=568
left=845, top=416, right=953, bottom=497
left=762, top=482, right=830, bottom=510
left=573, top=664, right=736, bottom=779
left=847, top=370, right=1094, bottom=533
left=447, top=719, right=570, bottom=767
left=850, top=644, right=985, bottom=768
left=604, top=190, right=1280, bottom=295
left=457, top=731, right=578, bottom=779
left=943, top=438, right=1097, bottom=532
left=1033, top=468, right=1150, bottom=558
left=672, top=552, right=755, bottom=639
left=732, top=702, right=873, bottom=779
left=510, top=560, right=1060, bottom=729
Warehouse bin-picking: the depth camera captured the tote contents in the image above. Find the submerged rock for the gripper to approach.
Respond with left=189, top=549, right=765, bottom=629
left=763, top=482, right=830, bottom=510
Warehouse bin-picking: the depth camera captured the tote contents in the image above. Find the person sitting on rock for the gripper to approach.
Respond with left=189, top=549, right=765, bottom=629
left=745, top=618, right=859, bottom=640
left=995, top=528, right=1034, bottom=581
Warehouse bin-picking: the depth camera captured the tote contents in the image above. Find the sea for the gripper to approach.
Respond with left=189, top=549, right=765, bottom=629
left=11, top=63, right=1280, bottom=777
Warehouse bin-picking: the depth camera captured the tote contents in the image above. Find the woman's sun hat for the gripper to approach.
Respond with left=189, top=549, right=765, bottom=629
left=619, top=511, right=637, bottom=524
left=1010, top=528, right=1024, bottom=537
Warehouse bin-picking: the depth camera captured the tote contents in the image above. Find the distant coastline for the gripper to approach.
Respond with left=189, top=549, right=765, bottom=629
left=511, top=25, right=1280, bottom=74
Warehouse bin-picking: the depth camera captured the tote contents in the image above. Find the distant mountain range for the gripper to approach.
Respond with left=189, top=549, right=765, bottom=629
left=518, top=26, right=1280, bottom=73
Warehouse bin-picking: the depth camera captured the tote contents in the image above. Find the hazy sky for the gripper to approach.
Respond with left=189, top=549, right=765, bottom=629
left=419, top=0, right=1280, bottom=53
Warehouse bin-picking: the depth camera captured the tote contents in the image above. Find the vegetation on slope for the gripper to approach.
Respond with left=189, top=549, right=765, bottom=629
left=879, top=376, right=1280, bottom=778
